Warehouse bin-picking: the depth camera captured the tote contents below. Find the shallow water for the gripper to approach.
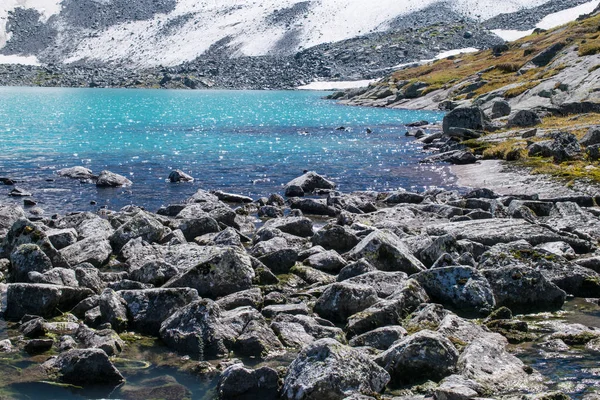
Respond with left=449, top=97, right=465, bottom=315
left=0, top=87, right=450, bottom=214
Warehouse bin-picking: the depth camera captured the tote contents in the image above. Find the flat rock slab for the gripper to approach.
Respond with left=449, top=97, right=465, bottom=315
left=426, top=219, right=571, bottom=247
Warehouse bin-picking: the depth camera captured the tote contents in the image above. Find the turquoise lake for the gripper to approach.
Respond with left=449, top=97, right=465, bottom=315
left=0, top=87, right=448, bottom=213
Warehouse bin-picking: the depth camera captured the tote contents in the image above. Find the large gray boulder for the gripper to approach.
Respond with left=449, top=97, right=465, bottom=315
left=0, top=205, right=26, bottom=235
left=98, top=288, right=128, bottom=332
left=315, top=282, right=379, bottom=323
left=46, top=228, right=78, bottom=250
left=344, top=271, right=408, bottom=298
left=178, top=216, right=221, bottom=241
left=284, top=171, right=336, bottom=197
left=413, top=266, right=495, bottom=316
left=580, top=126, right=600, bottom=147
left=349, top=326, right=407, bottom=350
left=168, top=169, right=194, bottom=182
left=346, top=280, right=429, bottom=337
left=312, top=224, right=360, bottom=253
left=507, top=110, right=542, bottom=128
left=28, top=268, right=78, bottom=287
left=57, top=166, right=95, bottom=181
left=263, top=217, right=314, bottom=238
left=119, top=288, right=199, bottom=335
left=270, top=314, right=345, bottom=349
left=346, top=230, right=425, bottom=274
left=75, top=324, right=125, bottom=356
left=5, top=283, right=93, bottom=320
left=482, top=265, right=566, bottom=313
left=54, top=212, right=114, bottom=240
left=60, top=237, right=112, bottom=268
left=304, top=250, right=347, bottom=273
left=374, top=330, right=459, bottom=385
left=10, top=244, right=53, bottom=282
left=96, top=170, right=132, bottom=187
left=43, top=348, right=124, bottom=385
left=110, top=211, right=166, bottom=252
left=442, top=106, right=485, bottom=135
left=164, top=247, right=255, bottom=299
left=282, top=338, right=390, bottom=399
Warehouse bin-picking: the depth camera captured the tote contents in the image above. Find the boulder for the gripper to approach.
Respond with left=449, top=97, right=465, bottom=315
left=0, top=205, right=25, bottom=235
left=580, top=126, right=600, bottom=147
left=507, top=110, right=542, bottom=128
left=304, top=250, right=347, bottom=274
left=75, top=324, right=124, bottom=356
left=95, top=170, right=132, bottom=187
left=5, top=283, right=93, bottom=320
left=282, top=338, right=390, bottom=399
left=349, top=326, right=407, bottom=350
left=57, top=166, right=95, bottom=181
left=312, top=224, right=360, bottom=253
left=550, top=131, right=581, bottom=163
left=315, top=282, right=379, bottom=323
left=263, top=217, right=314, bottom=238
left=262, top=303, right=310, bottom=319
left=10, top=244, right=53, bottom=282
left=491, top=100, right=511, bottom=119
left=217, top=365, right=279, bottom=400
left=212, top=190, right=253, bottom=203
left=344, top=271, right=408, bottom=298
left=413, top=266, right=495, bottom=316
left=168, top=169, right=194, bottom=182
left=290, top=198, right=337, bottom=216
left=98, top=288, right=128, bottom=332
left=76, top=265, right=105, bottom=294
left=178, top=216, right=221, bottom=241
left=285, top=171, right=336, bottom=197
left=54, top=212, right=114, bottom=240
left=60, top=237, right=112, bottom=268
left=442, top=107, right=485, bottom=135
left=337, top=259, right=377, bottom=281
left=375, top=330, right=459, bottom=385
left=129, top=260, right=179, bottom=286
left=270, top=314, right=345, bottom=349
left=216, top=288, right=263, bottom=311
left=110, top=211, right=166, bottom=252
left=482, top=265, right=566, bottom=314
left=43, top=348, right=124, bottom=385
left=346, top=280, right=429, bottom=337
left=346, top=230, right=425, bottom=274
left=164, top=247, right=255, bottom=299
left=233, top=319, right=284, bottom=357
left=119, top=288, right=199, bottom=335
left=46, top=228, right=78, bottom=250
left=28, top=268, right=78, bottom=287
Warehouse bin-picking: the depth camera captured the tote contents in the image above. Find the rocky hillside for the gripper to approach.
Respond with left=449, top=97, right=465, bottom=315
left=335, top=4, right=600, bottom=115
left=0, top=0, right=595, bottom=89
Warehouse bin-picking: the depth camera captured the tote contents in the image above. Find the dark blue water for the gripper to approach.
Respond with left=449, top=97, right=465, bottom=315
left=0, top=87, right=448, bottom=214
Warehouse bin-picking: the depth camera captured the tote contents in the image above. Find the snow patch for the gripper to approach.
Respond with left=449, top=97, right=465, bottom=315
left=0, top=54, right=40, bottom=65
left=492, top=0, right=600, bottom=41
left=297, top=79, right=378, bottom=91
left=0, top=0, right=62, bottom=49
left=435, top=47, right=479, bottom=59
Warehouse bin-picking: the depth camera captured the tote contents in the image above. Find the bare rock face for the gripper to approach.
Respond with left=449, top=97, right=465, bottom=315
left=282, top=338, right=390, bottom=399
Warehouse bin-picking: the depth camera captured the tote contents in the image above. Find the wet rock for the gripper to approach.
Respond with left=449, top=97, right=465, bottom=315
left=285, top=171, right=336, bottom=197
left=550, top=323, right=600, bottom=345
left=43, top=348, right=124, bottom=385
left=282, top=338, right=389, bottom=399
left=168, top=169, right=194, bottom=182
left=507, top=110, right=542, bottom=128
left=420, top=150, right=477, bottom=165
left=259, top=205, right=284, bottom=219
left=57, top=166, right=95, bottom=181
left=9, top=187, right=32, bottom=197
left=315, top=282, right=379, bottom=323
left=383, top=191, right=425, bottom=205
left=270, top=314, right=345, bottom=349
left=217, top=365, right=279, bottom=400
left=482, top=265, right=566, bottom=314
left=413, top=266, right=495, bottom=316
left=120, top=376, right=192, bottom=400
left=10, top=243, right=53, bottom=282
left=344, top=271, right=408, bottom=298
left=164, top=247, right=255, bottom=299
left=75, top=324, right=124, bottom=356
left=337, top=259, right=377, bottom=281
left=375, top=330, right=459, bottom=385
left=96, top=170, right=132, bottom=187
left=130, top=260, right=179, bottom=286
left=312, top=224, right=360, bottom=253
left=60, top=237, right=112, bottom=268
left=119, top=288, right=199, bottom=335
left=46, top=228, right=78, bottom=250
left=110, top=211, right=166, bottom=252
left=212, top=190, right=253, bottom=203
left=349, top=326, right=407, bottom=350
left=5, top=283, right=93, bottom=320
left=442, top=106, right=485, bottom=135
left=25, top=338, right=54, bottom=354
left=98, top=288, right=128, bottom=332
left=346, top=230, right=425, bottom=274
left=263, top=217, right=314, bottom=238
left=346, top=280, right=429, bottom=337
left=304, top=250, right=347, bottom=273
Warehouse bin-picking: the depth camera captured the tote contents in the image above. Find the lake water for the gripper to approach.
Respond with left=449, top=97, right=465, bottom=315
left=0, top=87, right=448, bottom=214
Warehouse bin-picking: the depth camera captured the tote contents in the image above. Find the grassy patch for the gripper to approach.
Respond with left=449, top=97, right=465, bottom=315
left=504, top=81, right=540, bottom=98
left=482, top=140, right=527, bottom=160
left=579, top=40, right=600, bottom=56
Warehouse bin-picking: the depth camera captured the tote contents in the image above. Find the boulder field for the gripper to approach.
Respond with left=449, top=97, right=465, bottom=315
left=1, top=170, right=600, bottom=398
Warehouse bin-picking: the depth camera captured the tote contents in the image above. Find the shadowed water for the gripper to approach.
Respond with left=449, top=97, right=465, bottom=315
left=0, top=87, right=448, bottom=214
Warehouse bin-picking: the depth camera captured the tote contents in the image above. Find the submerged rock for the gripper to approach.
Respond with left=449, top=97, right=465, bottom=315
left=168, top=169, right=194, bottom=182
left=43, top=348, right=124, bottom=385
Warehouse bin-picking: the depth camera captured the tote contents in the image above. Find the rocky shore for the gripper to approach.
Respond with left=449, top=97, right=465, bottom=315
left=1, top=164, right=600, bottom=399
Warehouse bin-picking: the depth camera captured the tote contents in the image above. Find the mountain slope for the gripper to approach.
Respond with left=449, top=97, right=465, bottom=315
left=0, top=0, right=585, bottom=68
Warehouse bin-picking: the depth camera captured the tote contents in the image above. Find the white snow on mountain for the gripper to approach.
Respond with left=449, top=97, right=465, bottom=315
left=0, top=0, right=591, bottom=67
left=492, top=0, right=599, bottom=41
